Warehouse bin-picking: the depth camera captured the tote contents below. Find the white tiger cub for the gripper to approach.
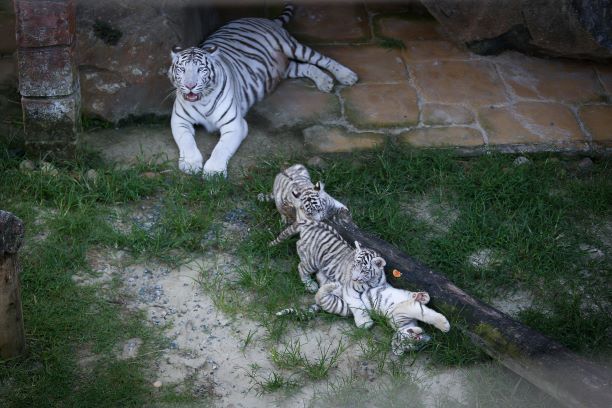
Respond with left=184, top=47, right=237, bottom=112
left=258, top=164, right=348, bottom=246
left=168, top=3, right=358, bottom=177
left=277, top=221, right=385, bottom=329
left=316, top=242, right=451, bottom=355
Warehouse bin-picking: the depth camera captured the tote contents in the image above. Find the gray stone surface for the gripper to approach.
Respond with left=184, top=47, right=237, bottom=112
left=76, top=0, right=220, bottom=122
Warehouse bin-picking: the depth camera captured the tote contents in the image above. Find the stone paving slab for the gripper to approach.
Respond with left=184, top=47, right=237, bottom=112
left=399, top=127, right=483, bottom=147
left=410, top=60, right=508, bottom=107
left=494, top=52, right=604, bottom=103
left=342, top=83, right=419, bottom=128
left=595, top=65, right=612, bottom=95
left=317, top=45, right=408, bottom=83
left=251, top=80, right=340, bottom=129
left=479, top=102, right=586, bottom=146
left=303, top=125, right=386, bottom=153
left=377, top=15, right=443, bottom=41
left=421, top=103, right=475, bottom=126
left=401, top=40, right=475, bottom=62
left=286, top=3, right=370, bottom=44
left=580, top=105, right=612, bottom=147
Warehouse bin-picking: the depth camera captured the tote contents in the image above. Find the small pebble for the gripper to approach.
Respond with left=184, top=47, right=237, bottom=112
left=40, top=161, right=59, bottom=176
left=307, top=155, right=328, bottom=170
left=142, top=171, right=157, bottom=179
left=85, top=169, right=98, bottom=182
left=19, top=159, right=35, bottom=172
left=153, top=380, right=162, bottom=388
left=513, top=156, right=530, bottom=166
left=578, top=157, right=593, bottom=171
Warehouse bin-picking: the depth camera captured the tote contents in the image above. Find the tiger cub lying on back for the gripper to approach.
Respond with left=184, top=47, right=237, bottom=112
left=316, top=241, right=451, bottom=355
left=258, top=164, right=348, bottom=246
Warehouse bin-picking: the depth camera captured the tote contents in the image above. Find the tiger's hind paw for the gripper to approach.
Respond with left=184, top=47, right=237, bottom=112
left=336, top=69, right=358, bottom=86
left=314, top=73, right=334, bottom=93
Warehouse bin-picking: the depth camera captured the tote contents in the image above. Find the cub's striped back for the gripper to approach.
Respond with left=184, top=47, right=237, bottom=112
left=260, top=164, right=349, bottom=246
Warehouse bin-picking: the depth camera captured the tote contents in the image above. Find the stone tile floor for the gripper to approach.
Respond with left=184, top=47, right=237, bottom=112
left=252, top=2, right=612, bottom=154
left=2, top=2, right=611, bottom=160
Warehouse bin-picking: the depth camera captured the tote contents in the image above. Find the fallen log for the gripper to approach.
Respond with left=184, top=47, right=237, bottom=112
left=327, top=215, right=612, bottom=408
left=0, top=210, right=26, bottom=360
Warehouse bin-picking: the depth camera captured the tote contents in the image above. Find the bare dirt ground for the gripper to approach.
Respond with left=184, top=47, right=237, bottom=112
left=72, top=199, right=554, bottom=408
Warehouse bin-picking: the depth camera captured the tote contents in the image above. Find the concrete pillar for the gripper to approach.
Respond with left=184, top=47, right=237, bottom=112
left=14, top=0, right=80, bottom=158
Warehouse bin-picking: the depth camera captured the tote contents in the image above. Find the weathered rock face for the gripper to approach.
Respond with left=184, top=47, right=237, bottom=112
left=420, top=0, right=612, bottom=61
left=76, top=1, right=220, bottom=123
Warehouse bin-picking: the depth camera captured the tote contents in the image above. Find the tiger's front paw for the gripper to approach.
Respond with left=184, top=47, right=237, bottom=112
left=178, top=153, right=203, bottom=174
left=203, top=159, right=228, bottom=178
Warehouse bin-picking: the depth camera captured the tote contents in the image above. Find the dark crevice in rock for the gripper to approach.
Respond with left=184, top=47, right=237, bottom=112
left=466, top=24, right=535, bottom=56
left=92, top=20, right=122, bottom=46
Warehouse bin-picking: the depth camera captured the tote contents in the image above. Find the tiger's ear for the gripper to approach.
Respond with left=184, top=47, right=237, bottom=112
left=292, top=190, right=301, bottom=199
left=372, top=257, right=386, bottom=269
left=171, top=45, right=183, bottom=60
left=202, top=44, right=219, bottom=55
left=314, top=181, right=325, bottom=191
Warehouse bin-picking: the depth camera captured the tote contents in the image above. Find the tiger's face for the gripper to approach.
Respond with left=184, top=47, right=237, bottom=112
left=352, top=241, right=386, bottom=285
left=168, top=45, right=218, bottom=103
left=292, top=181, right=326, bottom=221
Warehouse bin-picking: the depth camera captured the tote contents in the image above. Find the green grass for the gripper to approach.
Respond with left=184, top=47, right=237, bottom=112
left=1, top=142, right=610, bottom=404
left=235, top=150, right=611, bottom=357
left=0, top=149, right=233, bottom=406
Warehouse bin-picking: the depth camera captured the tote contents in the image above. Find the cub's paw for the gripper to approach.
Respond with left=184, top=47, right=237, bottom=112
left=304, top=280, right=319, bottom=294
left=435, top=316, right=451, bottom=332
left=178, top=154, right=203, bottom=174
left=391, top=327, right=431, bottom=355
left=412, top=291, right=430, bottom=304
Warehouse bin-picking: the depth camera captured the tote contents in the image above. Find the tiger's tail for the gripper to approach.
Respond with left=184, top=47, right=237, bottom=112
left=273, top=2, right=294, bottom=26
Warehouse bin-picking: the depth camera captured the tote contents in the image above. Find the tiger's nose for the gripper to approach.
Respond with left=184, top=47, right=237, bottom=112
left=185, top=82, right=197, bottom=90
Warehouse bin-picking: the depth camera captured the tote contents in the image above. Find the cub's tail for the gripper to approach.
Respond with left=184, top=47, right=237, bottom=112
left=257, top=192, right=274, bottom=202
left=269, top=220, right=308, bottom=247
left=276, top=304, right=321, bottom=320
left=273, top=2, right=295, bottom=26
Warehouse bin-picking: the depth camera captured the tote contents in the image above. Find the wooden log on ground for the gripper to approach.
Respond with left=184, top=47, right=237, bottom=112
left=0, top=210, right=26, bottom=359
left=327, top=216, right=612, bottom=408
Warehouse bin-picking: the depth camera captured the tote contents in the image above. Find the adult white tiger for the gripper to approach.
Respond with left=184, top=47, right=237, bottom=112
left=168, top=3, right=358, bottom=177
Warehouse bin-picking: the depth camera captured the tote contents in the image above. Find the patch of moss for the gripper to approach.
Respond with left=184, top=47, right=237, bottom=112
left=474, top=323, right=522, bottom=358
left=93, top=20, right=122, bottom=46
left=377, top=38, right=406, bottom=50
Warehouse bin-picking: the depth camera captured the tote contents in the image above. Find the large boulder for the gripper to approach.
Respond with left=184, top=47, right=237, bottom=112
left=421, top=0, right=612, bottom=61
left=76, top=1, right=220, bottom=123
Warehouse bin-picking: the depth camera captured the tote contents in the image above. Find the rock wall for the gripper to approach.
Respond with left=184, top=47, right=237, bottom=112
left=76, top=0, right=220, bottom=123
left=421, top=0, right=612, bottom=61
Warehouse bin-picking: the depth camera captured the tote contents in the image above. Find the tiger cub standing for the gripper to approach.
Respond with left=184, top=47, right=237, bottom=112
left=316, top=244, right=451, bottom=355
left=258, top=164, right=349, bottom=246
left=168, top=3, right=358, bottom=177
